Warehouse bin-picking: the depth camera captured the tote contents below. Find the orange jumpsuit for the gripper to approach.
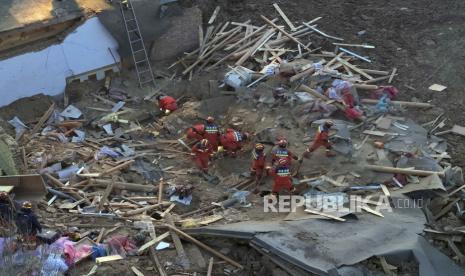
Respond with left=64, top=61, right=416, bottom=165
left=308, top=125, right=332, bottom=152
left=191, top=143, right=213, bottom=171
left=187, top=124, right=206, bottom=141
left=269, top=166, right=293, bottom=194
left=251, top=150, right=266, bottom=180
left=270, top=147, right=297, bottom=166
left=220, top=129, right=243, bottom=155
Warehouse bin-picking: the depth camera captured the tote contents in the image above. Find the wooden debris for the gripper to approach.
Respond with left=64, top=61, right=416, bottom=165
left=138, top=231, right=170, bottom=253
left=388, top=67, right=397, bottom=83
left=304, top=209, right=346, bottom=222
left=30, top=102, right=56, bottom=135
left=365, top=165, right=445, bottom=177
left=429, top=83, right=447, bottom=92
left=208, top=6, right=221, bottom=25
left=435, top=125, right=465, bottom=137
left=261, top=15, right=311, bottom=51
left=207, top=257, right=214, bottom=276
left=273, top=3, right=296, bottom=31
left=131, top=266, right=145, bottom=276
left=361, top=99, right=433, bottom=108
left=96, top=255, right=123, bottom=264
left=164, top=224, right=244, bottom=269
left=165, top=213, right=190, bottom=268
left=97, top=176, right=115, bottom=212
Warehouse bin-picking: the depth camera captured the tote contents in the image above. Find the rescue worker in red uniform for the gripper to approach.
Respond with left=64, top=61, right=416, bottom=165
left=220, top=128, right=249, bottom=156
left=16, top=201, right=42, bottom=248
left=304, top=121, right=336, bottom=157
left=191, top=139, right=214, bottom=173
left=186, top=117, right=220, bottom=150
left=270, top=139, right=298, bottom=166
left=156, top=94, right=178, bottom=114
left=250, top=143, right=267, bottom=187
left=268, top=158, right=294, bottom=195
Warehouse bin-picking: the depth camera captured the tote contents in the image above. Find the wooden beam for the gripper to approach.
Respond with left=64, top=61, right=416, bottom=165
left=96, top=255, right=123, bottom=264
left=304, top=209, right=346, bottom=221
left=207, top=257, right=214, bottom=276
left=165, top=213, right=190, bottom=268
left=365, top=165, right=445, bottom=177
left=336, top=58, right=373, bottom=79
left=164, top=224, right=244, bottom=269
left=30, top=103, right=55, bottom=135
left=208, top=6, right=221, bottom=25
left=273, top=3, right=296, bottom=31
left=388, top=67, right=397, bottom=83
left=361, top=99, right=433, bottom=108
left=97, top=176, right=115, bottom=212
left=138, top=231, right=170, bottom=253
left=261, top=15, right=311, bottom=51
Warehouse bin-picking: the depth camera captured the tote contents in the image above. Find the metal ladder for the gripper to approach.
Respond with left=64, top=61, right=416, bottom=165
left=119, top=0, right=155, bottom=87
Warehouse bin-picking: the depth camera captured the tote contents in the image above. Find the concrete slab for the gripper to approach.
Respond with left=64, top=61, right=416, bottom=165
left=188, top=204, right=465, bottom=275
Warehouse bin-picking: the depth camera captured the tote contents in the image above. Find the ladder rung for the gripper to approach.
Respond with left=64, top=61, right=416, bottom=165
left=131, top=39, right=142, bottom=44
left=138, top=70, right=152, bottom=74
left=135, top=60, right=147, bottom=64
left=128, top=29, right=139, bottom=32
left=125, top=18, right=136, bottom=22
left=140, top=79, right=154, bottom=85
left=133, top=49, right=145, bottom=54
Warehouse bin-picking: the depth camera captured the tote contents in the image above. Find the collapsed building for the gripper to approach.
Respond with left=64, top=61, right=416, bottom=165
left=0, top=0, right=464, bottom=275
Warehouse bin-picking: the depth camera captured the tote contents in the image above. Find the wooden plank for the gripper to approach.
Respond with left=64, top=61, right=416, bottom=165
left=158, top=178, right=164, bottom=204
left=208, top=6, right=221, bottom=25
left=273, top=3, right=296, bottom=31
left=380, top=184, right=391, bottom=197
left=448, top=184, right=465, bottom=197
left=261, top=15, right=311, bottom=51
left=30, top=102, right=55, bottom=135
left=366, top=165, right=445, bottom=177
left=304, top=209, right=346, bottom=221
left=207, top=257, right=214, bottom=276
left=98, top=176, right=115, bottom=212
left=166, top=213, right=190, bottom=268
left=434, top=198, right=461, bottom=220
left=131, top=266, right=145, bottom=276
left=0, top=186, right=14, bottom=193
left=164, top=224, right=244, bottom=269
left=336, top=58, right=373, bottom=79
left=235, top=29, right=276, bottom=66
left=361, top=205, right=384, bottom=217
left=138, top=231, right=170, bottom=253
left=388, top=67, right=397, bottom=83
left=96, top=255, right=123, bottom=264
left=361, top=99, right=433, bottom=108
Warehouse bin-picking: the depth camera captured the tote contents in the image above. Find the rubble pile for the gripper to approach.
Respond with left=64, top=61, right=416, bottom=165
left=0, top=3, right=465, bottom=275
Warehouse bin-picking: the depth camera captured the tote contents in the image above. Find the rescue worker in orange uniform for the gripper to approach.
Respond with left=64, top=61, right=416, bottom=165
left=186, top=117, right=221, bottom=150
left=220, top=129, right=249, bottom=156
left=250, top=143, right=267, bottom=187
left=268, top=158, right=294, bottom=195
left=270, top=139, right=298, bottom=166
left=304, top=121, right=336, bottom=157
left=191, top=139, right=214, bottom=173
left=156, top=94, right=178, bottom=115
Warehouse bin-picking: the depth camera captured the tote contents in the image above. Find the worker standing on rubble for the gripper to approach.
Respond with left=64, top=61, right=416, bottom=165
left=156, top=94, right=178, bottom=115
left=191, top=139, right=214, bottom=173
left=16, top=201, right=42, bottom=248
left=250, top=143, right=267, bottom=188
left=304, top=121, right=336, bottom=158
left=220, top=128, right=249, bottom=157
left=270, top=138, right=298, bottom=166
left=268, top=158, right=294, bottom=196
left=0, top=192, right=14, bottom=231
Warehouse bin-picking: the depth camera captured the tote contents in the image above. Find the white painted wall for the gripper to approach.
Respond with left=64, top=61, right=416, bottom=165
left=0, top=17, right=120, bottom=107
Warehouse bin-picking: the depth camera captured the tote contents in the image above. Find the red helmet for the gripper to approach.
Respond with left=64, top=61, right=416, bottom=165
left=206, top=116, right=214, bottom=123
left=200, top=139, right=209, bottom=148
left=277, top=158, right=289, bottom=166
left=255, top=143, right=264, bottom=150
left=277, top=139, right=287, bottom=147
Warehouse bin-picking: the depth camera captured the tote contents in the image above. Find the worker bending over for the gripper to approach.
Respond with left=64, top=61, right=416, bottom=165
left=156, top=94, right=178, bottom=115
left=187, top=116, right=221, bottom=150
left=220, top=128, right=248, bottom=157
left=191, top=139, right=214, bottom=173
left=304, top=121, right=336, bottom=158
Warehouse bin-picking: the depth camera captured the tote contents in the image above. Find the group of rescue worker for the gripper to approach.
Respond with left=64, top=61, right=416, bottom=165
left=0, top=192, right=42, bottom=246
left=155, top=93, right=338, bottom=196
left=186, top=116, right=336, bottom=196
